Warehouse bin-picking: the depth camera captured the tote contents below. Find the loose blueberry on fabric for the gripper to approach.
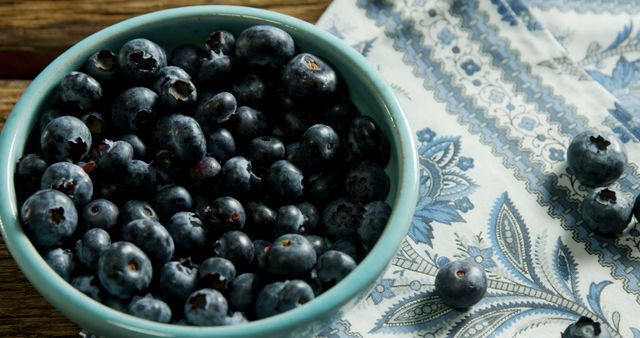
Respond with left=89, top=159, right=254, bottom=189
left=581, top=187, right=633, bottom=236
left=17, top=24, right=395, bottom=326
left=567, top=130, right=626, bottom=187
left=562, top=316, right=611, bottom=338
left=434, top=259, right=487, bottom=309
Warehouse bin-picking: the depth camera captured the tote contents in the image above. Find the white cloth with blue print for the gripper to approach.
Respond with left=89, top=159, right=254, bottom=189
left=314, top=1, right=640, bottom=337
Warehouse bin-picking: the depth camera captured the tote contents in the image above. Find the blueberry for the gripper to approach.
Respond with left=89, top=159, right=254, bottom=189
left=562, top=316, right=611, bottom=338
left=152, top=150, right=182, bottom=184
left=71, top=274, right=102, bottom=301
left=117, top=133, right=147, bottom=160
left=206, top=128, right=237, bottom=161
left=273, top=112, right=311, bottom=143
left=21, top=189, right=78, bottom=247
left=195, top=92, right=237, bottom=130
left=296, top=202, right=320, bottom=233
left=567, top=130, right=627, bottom=187
left=232, top=73, right=266, bottom=105
left=104, top=294, right=130, bottom=312
left=167, top=212, right=207, bottom=254
left=184, top=288, right=228, bottom=326
left=254, top=281, right=285, bottom=319
left=300, top=124, right=340, bottom=168
left=169, top=44, right=206, bottom=78
left=305, top=171, right=347, bottom=207
left=58, top=71, right=103, bottom=111
left=224, top=311, right=248, bottom=325
left=332, top=236, right=365, bottom=263
left=155, top=114, right=206, bottom=162
left=205, top=30, right=236, bottom=55
left=322, top=98, right=358, bottom=135
left=43, top=248, right=75, bottom=281
left=228, top=272, right=263, bottom=312
left=213, top=230, right=255, bottom=269
left=235, top=25, right=295, bottom=69
left=357, top=200, right=391, bottom=248
left=250, top=136, right=285, bottom=171
left=82, top=199, right=119, bottom=231
left=321, top=197, right=359, bottom=240
left=231, top=106, right=268, bottom=140
left=305, top=235, right=328, bottom=257
left=41, top=115, right=92, bottom=163
left=220, top=156, right=258, bottom=197
left=122, top=218, right=175, bottom=265
left=97, top=241, right=153, bottom=299
left=202, top=196, right=246, bottom=231
left=244, top=201, right=277, bottom=240
left=84, top=49, right=120, bottom=82
left=315, top=250, right=357, bottom=287
left=348, top=115, right=390, bottom=165
left=41, top=162, right=93, bottom=207
left=93, top=140, right=134, bottom=178
left=253, top=239, right=271, bottom=272
left=581, top=187, right=633, bottom=236
left=282, top=53, right=338, bottom=98
left=188, top=156, right=221, bottom=188
left=111, top=87, right=159, bottom=133
left=274, top=205, right=306, bottom=237
left=434, top=259, right=487, bottom=309
left=198, top=51, right=233, bottom=86
left=153, top=67, right=197, bottom=109
left=277, top=279, right=315, bottom=312
left=15, top=153, right=48, bottom=197
left=39, top=108, right=60, bottom=134
left=153, top=66, right=192, bottom=93
left=267, top=234, right=316, bottom=277
left=121, top=159, right=157, bottom=196
left=128, top=294, right=172, bottom=323
left=159, top=259, right=198, bottom=303
left=120, top=199, right=159, bottom=226
left=75, top=228, right=111, bottom=269
left=345, top=161, right=389, bottom=203
left=264, top=160, right=304, bottom=199
left=198, top=257, right=236, bottom=293
left=80, top=112, right=107, bottom=141
left=119, top=38, right=167, bottom=83
left=153, top=185, right=193, bottom=221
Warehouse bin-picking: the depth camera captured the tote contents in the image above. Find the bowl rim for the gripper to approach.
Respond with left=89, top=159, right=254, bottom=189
left=0, top=5, right=419, bottom=337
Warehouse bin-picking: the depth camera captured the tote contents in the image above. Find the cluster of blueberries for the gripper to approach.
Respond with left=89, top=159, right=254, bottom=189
left=567, top=129, right=635, bottom=239
left=431, top=130, right=626, bottom=338
left=15, top=25, right=393, bottom=325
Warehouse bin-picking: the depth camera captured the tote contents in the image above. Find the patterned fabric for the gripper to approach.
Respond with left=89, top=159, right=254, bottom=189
left=315, top=1, right=640, bottom=337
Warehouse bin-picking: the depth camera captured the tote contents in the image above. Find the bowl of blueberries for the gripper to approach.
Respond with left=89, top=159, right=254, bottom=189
left=0, top=5, right=419, bottom=338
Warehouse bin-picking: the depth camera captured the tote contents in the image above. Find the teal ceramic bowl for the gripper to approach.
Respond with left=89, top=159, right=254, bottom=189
left=0, top=5, right=418, bottom=338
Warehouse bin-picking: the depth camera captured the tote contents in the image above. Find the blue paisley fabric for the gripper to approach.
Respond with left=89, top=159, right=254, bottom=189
left=314, top=1, right=640, bottom=337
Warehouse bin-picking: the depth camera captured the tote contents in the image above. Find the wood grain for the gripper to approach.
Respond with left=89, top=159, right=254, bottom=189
left=0, top=239, right=81, bottom=337
left=0, top=80, right=29, bottom=128
left=0, top=0, right=332, bottom=78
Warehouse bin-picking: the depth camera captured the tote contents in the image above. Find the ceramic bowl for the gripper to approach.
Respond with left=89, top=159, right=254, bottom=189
left=0, top=5, right=418, bottom=338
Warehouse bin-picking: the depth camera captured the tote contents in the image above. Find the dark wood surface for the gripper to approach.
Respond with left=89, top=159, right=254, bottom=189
left=0, top=1, right=331, bottom=336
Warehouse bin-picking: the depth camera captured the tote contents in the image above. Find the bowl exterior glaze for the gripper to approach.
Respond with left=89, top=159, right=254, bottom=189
left=0, top=6, right=418, bottom=338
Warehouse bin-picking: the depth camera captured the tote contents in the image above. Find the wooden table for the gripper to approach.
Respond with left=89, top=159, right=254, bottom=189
left=0, top=1, right=331, bottom=336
